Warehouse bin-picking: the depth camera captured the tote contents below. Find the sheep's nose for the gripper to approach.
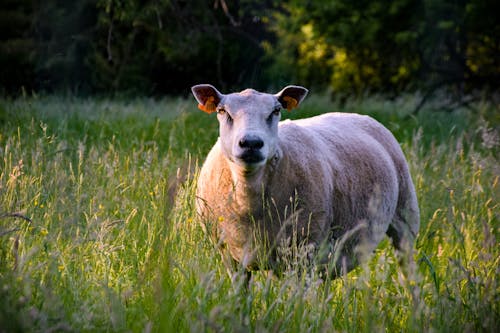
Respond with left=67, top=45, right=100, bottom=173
left=239, top=135, right=264, bottom=150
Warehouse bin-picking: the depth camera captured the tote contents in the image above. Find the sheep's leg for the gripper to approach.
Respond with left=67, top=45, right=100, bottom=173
left=388, top=171, right=419, bottom=248
left=329, top=253, right=358, bottom=277
left=387, top=193, right=420, bottom=272
left=220, top=246, right=238, bottom=277
left=388, top=204, right=419, bottom=250
left=219, top=246, right=253, bottom=290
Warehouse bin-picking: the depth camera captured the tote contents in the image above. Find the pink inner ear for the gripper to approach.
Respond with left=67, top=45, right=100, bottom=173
left=283, top=96, right=298, bottom=111
left=198, top=96, right=217, bottom=113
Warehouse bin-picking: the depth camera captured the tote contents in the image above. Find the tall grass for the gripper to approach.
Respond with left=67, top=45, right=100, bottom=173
left=0, top=95, right=498, bottom=332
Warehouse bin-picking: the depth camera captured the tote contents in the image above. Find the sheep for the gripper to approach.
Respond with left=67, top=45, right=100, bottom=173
left=191, top=84, right=419, bottom=277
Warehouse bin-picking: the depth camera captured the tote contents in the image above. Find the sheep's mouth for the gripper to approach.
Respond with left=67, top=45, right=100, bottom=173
left=237, top=150, right=265, bottom=165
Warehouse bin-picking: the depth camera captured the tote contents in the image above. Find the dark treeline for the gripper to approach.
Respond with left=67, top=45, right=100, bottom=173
left=1, top=0, right=499, bottom=98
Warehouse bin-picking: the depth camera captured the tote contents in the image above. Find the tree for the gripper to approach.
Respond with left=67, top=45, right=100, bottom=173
left=33, top=0, right=97, bottom=94
left=263, top=0, right=499, bottom=101
left=0, top=0, right=498, bottom=97
left=415, top=0, right=500, bottom=108
left=0, top=0, right=36, bottom=95
left=264, top=0, right=423, bottom=95
left=89, top=0, right=273, bottom=95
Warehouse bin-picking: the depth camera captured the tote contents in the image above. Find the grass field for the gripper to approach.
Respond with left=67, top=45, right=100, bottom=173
left=0, top=94, right=498, bottom=332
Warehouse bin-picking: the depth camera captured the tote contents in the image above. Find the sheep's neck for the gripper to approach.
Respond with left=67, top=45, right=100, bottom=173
left=227, top=150, right=281, bottom=213
left=230, top=165, right=267, bottom=207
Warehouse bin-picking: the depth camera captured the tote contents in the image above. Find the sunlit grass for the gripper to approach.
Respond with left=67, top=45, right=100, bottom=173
left=0, top=95, right=498, bottom=332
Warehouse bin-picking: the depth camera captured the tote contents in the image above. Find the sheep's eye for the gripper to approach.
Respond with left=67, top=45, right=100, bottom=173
left=272, top=107, right=281, bottom=116
left=218, top=108, right=233, bottom=123
left=267, top=107, right=281, bottom=122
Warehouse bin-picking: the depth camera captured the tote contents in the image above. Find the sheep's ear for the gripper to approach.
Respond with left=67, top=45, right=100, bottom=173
left=191, top=84, right=224, bottom=114
left=275, top=85, right=309, bottom=111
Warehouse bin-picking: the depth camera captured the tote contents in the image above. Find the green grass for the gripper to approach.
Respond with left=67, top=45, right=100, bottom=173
left=0, top=94, right=498, bottom=332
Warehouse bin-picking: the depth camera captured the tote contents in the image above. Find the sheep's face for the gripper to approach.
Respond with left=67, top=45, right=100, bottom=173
left=216, top=90, right=282, bottom=170
left=192, top=85, right=308, bottom=172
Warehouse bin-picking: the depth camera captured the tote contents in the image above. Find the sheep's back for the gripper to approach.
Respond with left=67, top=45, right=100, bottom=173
left=277, top=113, right=402, bottom=243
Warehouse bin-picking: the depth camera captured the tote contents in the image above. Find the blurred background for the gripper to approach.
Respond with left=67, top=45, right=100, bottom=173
left=1, top=0, right=499, bottom=99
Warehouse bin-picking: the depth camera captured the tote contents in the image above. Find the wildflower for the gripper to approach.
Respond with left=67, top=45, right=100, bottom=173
left=437, top=244, right=444, bottom=258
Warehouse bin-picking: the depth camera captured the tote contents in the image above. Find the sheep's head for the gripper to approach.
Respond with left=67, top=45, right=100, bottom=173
left=192, top=84, right=308, bottom=172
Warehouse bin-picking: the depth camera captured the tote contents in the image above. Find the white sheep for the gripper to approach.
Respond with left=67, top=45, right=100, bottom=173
left=192, top=84, right=419, bottom=276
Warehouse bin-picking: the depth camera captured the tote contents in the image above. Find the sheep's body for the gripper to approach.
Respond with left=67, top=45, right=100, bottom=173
left=193, top=85, right=419, bottom=275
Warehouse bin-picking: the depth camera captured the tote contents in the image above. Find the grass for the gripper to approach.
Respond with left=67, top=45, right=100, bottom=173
left=0, top=93, right=498, bottom=332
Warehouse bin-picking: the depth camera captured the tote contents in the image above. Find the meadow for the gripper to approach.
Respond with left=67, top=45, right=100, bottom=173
left=0, top=93, right=498, bottom=332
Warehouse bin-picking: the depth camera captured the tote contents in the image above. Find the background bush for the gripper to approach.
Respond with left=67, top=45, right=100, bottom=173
left=1, top=0, right=498, bottom=97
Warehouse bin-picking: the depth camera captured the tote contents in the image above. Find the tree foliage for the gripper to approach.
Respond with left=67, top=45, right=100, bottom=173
left=266, top=0, right=499, bottom=97
left=0, top=0, right=36, bottom=94
left=88, top=0, right=275, bottom=94
left=0, top=0, right=498, bottom=97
